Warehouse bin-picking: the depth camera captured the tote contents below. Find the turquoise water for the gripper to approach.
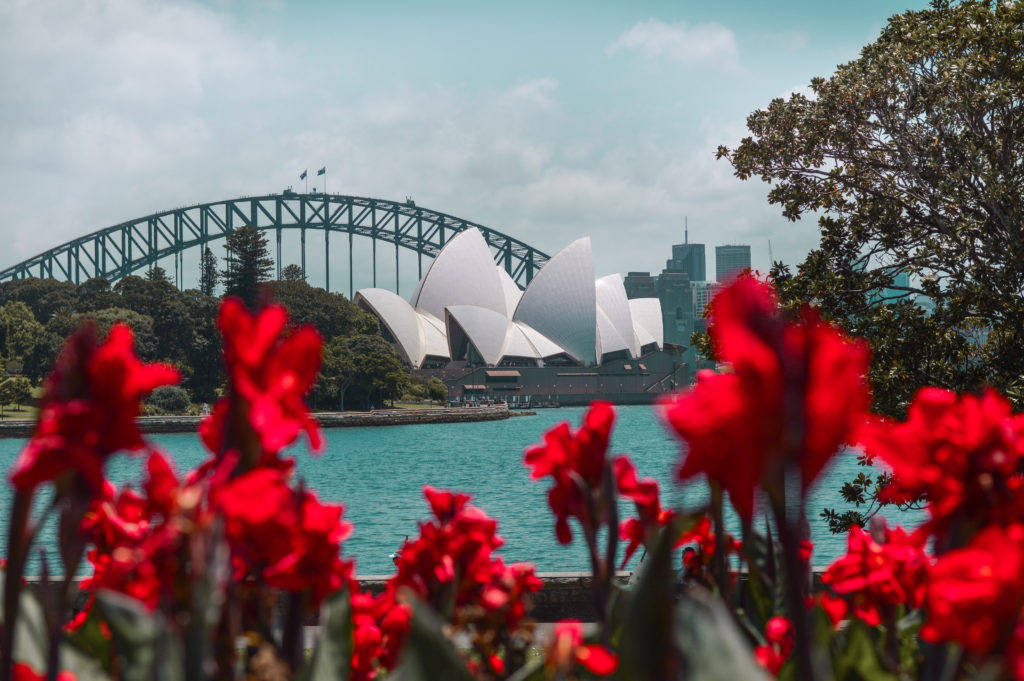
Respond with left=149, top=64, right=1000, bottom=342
left=0, top=406, right=921, bottom=576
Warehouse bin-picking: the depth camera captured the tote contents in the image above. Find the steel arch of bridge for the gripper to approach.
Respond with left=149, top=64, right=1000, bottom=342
left=0, top=193, right=550, bottom=296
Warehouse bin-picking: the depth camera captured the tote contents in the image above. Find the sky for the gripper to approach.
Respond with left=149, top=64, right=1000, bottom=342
left=0, top=0, right=922, bottom=294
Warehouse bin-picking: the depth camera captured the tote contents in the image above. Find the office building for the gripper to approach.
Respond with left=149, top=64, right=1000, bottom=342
left=623, top=271, right=657, bottom=299
left=692, top=281, right=722, bottom=332
left=667, top=243, right=706, bottom=282
left=715, top=245, right=751, bottom=282
left=657, top=271, right=693, bottom=348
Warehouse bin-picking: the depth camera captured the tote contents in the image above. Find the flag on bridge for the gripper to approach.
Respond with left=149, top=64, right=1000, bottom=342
left=317, top=167, right=326, bottom=176
left=300, top=169, right=307, bottom=180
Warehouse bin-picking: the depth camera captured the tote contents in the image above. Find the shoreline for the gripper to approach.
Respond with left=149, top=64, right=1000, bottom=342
left=0, top=404, right=535, bottom=439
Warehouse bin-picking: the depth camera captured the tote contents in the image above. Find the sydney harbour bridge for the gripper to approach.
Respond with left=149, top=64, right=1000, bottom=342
left=0, top=192, right=551, bottom=297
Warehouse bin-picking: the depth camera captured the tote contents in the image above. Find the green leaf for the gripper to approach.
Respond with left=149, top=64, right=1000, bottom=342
left=388, top=598, right=474, bottom=681
left=613, top=521, right=678, bottom=681
left=0, top=572, right=110, bottom=681
left=95, top=590, right=183, bottom=681
left=739, top=527, right=777, bottom=633
left=674, top=588, right=772, bottom=681
left=59, top=642, right=111, bottom=681
left=0, top=571, right=48, bottom=670
left=65, top=608, right=114, bottom=675
left=832, top=619, right=898, bottom=681
left=300, top=589, right=352, bottom=681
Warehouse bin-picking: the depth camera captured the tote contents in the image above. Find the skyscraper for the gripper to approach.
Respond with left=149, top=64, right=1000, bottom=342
left=623, top=271, right=657, bottom=299
left=715, top=245, right=751, bottom=282
left=666, top=243, right=706, bottom=282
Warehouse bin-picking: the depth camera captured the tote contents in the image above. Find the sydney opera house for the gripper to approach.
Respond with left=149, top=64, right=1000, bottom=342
left=354, top=228, right=689, bottom=405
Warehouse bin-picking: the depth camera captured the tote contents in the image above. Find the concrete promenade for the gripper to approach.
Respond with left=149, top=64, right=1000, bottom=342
left=0, top=405, right=532, bottom=438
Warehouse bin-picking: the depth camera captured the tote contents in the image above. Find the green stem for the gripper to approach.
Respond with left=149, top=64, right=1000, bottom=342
left=771, top=478, right=816, bottom=681
left=709, top=482, right=729, bottom=603
left=2, top=490, right=34, bottom=681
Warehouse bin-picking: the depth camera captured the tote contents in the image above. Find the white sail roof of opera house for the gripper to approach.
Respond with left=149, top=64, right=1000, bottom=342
left=410, top=228, right=509, bottom=319
left=445, top=305, right=566, bottom=365
left=497, top=268, right=523, bottom=315
left=630, top=298, right=663, bottom=349
left=596, top=273, right=640, bottom=358
left=512, top=237, right=597, bottom=366
left=355, top=228, right=665, bottom=369
left=352, top=288, right=450, bottom=367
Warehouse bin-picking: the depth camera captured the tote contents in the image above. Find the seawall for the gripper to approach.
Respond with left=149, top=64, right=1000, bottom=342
left=357, top=571, right=633, bottom=622
left=47, top=570, right=825, bottom=623
left=0, top=405, right=532, bottom=439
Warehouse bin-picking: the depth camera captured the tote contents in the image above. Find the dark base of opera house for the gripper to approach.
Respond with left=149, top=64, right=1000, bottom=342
left=414, top=345, right=691, bottom=407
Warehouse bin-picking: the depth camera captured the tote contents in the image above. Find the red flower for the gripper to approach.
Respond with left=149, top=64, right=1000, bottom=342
left=215, top=467, right=353, bottom=607
left=921, top=523, right=1024, bottom=652
left=662, top=276, right=870, bottom=518
left=200, top=298, right=323, bottom=460
left=549, top=619, right=618, bottom=676
left=12, top=663, right=75, bottom=681
left=382, top=486, right=540, bottom=666
left=754, top=616, right=794, bottom=675
left=76, top=454, right=200, bottom=614
left=350, top=591, right=385, bottom=681
left=857, top=388, right=1024, bottom=544
left=262, top=491, right=354, bottom=608
left=820, top=521, right=929, bottom=626
left=10, top=323, right=179, bottom=493
left=523, top=401, right=616, bottom=544
left=615, top=456, right=679, bottom=568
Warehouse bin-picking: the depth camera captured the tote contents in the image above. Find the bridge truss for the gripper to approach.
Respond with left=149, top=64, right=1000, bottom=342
left=0, top=193, right=550, bottom=296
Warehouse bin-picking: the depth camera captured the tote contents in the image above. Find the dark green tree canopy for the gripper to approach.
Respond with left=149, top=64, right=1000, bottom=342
left=198, top=246, right=219, bottom=297
left=718, top=0, right=1024, bottom=415
left=717, top=0, right=1024, bottom=532
left=280, top=264, right=306, bottom=282
left=320, top=334, right=406, bottom=410
left=270, top=280, right=379, bottom=342
left=145, top=266, right=171, bottom=284
left=221, top=226, right=274, bottom=309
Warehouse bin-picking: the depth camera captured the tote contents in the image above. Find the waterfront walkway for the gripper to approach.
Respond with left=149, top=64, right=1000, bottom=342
left=0, top=405, right=533, bottom=438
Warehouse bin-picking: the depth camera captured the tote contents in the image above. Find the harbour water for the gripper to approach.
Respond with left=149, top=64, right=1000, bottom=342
left=0, top=405, right=922, bottom=575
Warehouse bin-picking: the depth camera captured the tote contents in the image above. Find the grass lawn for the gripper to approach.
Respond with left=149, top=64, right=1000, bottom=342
left=392, top=401, right=445, bottom=410
left=0, top=404, right=36, bottom=421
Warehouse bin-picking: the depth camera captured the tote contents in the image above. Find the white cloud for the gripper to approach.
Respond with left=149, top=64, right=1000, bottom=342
left=0, top=0, right=283, bottom=257
left=0, top=0, right=816, bottom=291
left=607, top=19, right=741, bottom=72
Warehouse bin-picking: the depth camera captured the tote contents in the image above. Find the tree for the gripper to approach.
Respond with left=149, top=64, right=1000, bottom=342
left=716, top=0, right=1024, bottom=531
left=46, top=308, right=159, bottom=362
left=113, top=275, right=193, bottom=363
left=22, top=332, right=63, bottom=383
left=180, top=289, right=224, bottom=402
left=427, top=377, right=448, bottom=403
left=0, top=302, right=44, bottom=360
left=0, top=278, right=77, bottom=323
left=280, top=264, right=306, bottom=282
left=147, top=385, right=192, bottom=414
left=221, top=226, right=274, bottom=309
left=198, top=246, right=219, bottom=296
left=271, top=280, right=380, bottom=342
left=145, top=266, right=172, bottom=284
left=8, top=377, right=31, bottom=411
left=77, top=278, right=119, bottom=312
left=320, top=335, right=406, bottom=410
